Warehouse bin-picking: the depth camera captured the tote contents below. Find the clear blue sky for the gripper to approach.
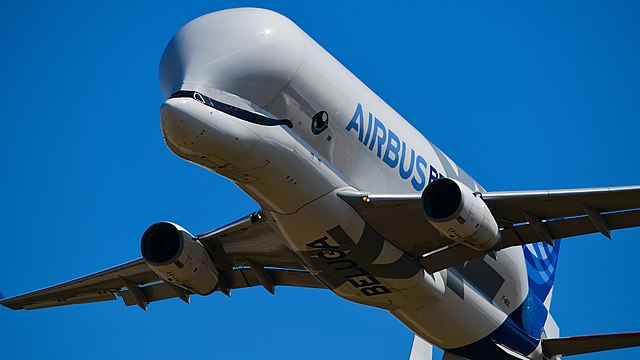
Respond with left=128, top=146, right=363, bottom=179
left=1, top=1, right=639, bottom=359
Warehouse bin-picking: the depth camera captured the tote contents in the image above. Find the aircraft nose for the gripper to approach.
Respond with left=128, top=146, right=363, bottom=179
left=160, top=97, right=188, bottom=124
left=160, top=97, right=257, bottom=164
left=160, top=97, right=226, bottom=157
left=160, top=97, right=195, bottom=147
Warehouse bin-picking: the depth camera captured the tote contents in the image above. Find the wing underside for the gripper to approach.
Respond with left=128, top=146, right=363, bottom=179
left=339, top=185, right=640, bottom=273
left=1, top=213, right=324, bottom=311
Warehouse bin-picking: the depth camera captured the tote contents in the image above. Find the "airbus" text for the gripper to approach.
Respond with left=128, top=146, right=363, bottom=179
left=345, top=103, right=444, bottom=191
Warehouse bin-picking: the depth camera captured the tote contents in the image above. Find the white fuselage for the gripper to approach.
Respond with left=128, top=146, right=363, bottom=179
left=158, top=8, right=534, bottom=355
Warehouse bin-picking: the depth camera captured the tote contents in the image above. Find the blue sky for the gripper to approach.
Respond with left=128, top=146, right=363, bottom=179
left=1, top=1, right=639, bottom=359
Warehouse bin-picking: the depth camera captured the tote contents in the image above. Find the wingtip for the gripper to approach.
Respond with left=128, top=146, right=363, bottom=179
left=0, top=291, right=4, bottom=300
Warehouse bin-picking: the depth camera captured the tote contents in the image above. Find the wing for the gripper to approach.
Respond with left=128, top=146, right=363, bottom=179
left=1, top=212, right=324, bottom=311
left=542, top=332, right=640, bottom=357
left=339, top=185, right=640, bottom=273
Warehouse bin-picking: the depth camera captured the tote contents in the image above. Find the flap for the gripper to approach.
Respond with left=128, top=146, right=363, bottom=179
left=119, top=268, right=323, bottom=307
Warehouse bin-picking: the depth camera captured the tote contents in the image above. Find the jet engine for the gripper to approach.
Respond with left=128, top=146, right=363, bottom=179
left=141, top=222, right=219, bottom=295
left=421, top=178, right=500, bottom=252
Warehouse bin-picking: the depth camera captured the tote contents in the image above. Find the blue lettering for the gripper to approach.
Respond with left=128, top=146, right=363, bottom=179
left=368, top=117, right=387, bottom=158
left=346, top=103, right=445, bottom=191
left=428, top=165, right=440, bottom=184
left=363, top=112, right=374, bottom=146
left=399, top=141, right=415, bottom=180
left=382, top=130, right=400, bottom=168
left=411, top=156, right=428, bottom=191
left=345, top=103, right=364, bottom=143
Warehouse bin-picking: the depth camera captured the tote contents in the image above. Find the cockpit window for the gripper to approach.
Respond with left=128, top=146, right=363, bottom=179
left=170, top=91, right=293, bottom=129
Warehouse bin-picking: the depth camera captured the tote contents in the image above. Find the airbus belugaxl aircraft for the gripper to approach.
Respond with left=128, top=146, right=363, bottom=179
left=3, top=8, right=640, bottom=360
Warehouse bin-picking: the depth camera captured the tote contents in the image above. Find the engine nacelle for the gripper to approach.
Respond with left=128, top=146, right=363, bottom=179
left=141, top=222, right=219, bottom=295
left=421, top=178, right=500, bottom=252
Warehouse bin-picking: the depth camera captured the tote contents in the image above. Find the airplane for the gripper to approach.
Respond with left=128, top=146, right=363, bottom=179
left=2, top=7, right=640, bottom=359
